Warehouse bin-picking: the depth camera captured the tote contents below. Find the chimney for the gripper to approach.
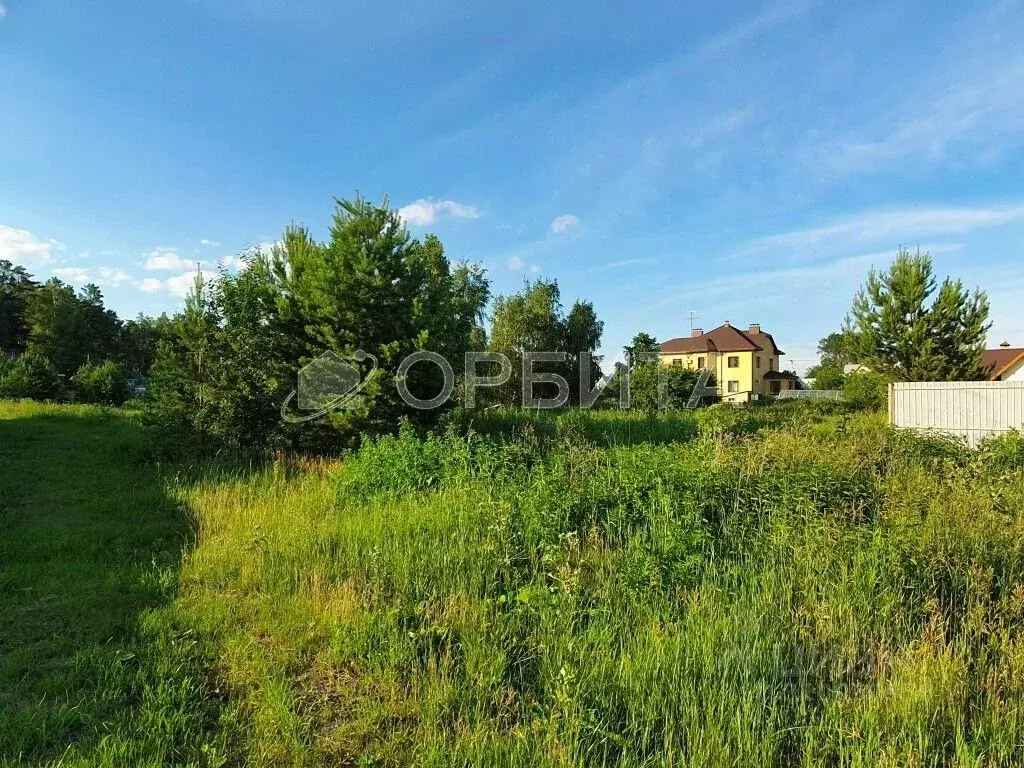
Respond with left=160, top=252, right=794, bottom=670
left=691, top=328, right=704, bottom=337
left=748, top=322, right=761, bottom=334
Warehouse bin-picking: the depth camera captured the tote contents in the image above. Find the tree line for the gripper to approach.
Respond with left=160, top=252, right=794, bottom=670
left=0, top=260, right=170, bottom=404
left=1, top=208, right=994, bottom=451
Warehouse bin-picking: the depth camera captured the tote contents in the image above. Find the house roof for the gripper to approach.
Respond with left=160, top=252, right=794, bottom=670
left=982, top=346, right=1024, bottom=380
left=660, top=323, right=784, bottom=355
left=659, top=336, right=717, bottom=354
left=746, top=329, right=784, bottom=355
left=763, top=370, right=800, bottom=380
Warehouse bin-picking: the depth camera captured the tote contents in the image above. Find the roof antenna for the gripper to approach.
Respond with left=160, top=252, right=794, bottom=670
left=688, top=309, right=700, bottom=334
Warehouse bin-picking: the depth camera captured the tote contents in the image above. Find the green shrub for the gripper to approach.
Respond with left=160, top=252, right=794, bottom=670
left=0, top=352, right=64, bottom=400
left=71, top=359, right=132, bottom=406
left=842, top=371, right=889, bottom=410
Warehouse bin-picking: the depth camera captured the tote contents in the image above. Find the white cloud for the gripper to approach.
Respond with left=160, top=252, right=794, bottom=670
left=145, top=249, right=193, bottom=270
left=0, top=225, right=61, bottom=265
left=0, top=4, right=7, bottom=21
left=589, top=256, right=660, bottom=271
left=398, top=199, right=481, bottom=227
left=529, top=264, right=542, bottom=274
left=740, top=203, right=1024, bottom=258
left=550, top=214, right=582, bottom=234
left=52, top=267, right=91, bottom=283
left=199, top=239, right=221, bottom=247
left=98, top=266, right=132, bottom=286
left=218, top=253, right=253, bottom=272
left=166, top=271, right=202, bottom=297
left=134, top=270, right=203, bottom=296
left=507, top=256, right=524, bottom=271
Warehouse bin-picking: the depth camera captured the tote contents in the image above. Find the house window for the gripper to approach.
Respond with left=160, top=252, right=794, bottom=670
left=771, top=381, right=781, bottom=394
left=697, top=356, right=705, bottom=368
left=727, top=380, right=739, bottom=393
left=727, top=356, right=739, bottom=368
left=756, top=356, right=761, bottom=369
left=672, top=359, right=682, bottom=367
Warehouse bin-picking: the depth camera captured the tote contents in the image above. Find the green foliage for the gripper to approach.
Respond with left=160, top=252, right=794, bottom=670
left=842, top=370, right=889, bottom=410
left=623, top=331, right=659, bottom=367
left=119, top=313, right=173, bottom=373
left=807, top=363, right=846, bottom=389
left=147, top=196, right=491, bottom=453
left=71, top=359, right=133, bottom=405
left=488, top=278, right=604, bottom=406
left=0, top=351, right=64, bottom=400
left=24, top=280, right=123, bottom=376
left=629, top=362, right=706, bottom=411
left=0, top=259, right=37, bottom=357
left=848, top=247, right=990, bottom=381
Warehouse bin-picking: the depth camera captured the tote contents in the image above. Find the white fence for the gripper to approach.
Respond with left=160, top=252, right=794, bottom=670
left=778, top=389, right=842, bottom=400
left=889, top=381, right=1024, bottom=447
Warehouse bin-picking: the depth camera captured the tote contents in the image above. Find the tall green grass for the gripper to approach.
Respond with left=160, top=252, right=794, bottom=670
left=4, top=401, right=1024, bottom=766
left=168, top=410, right=1024, bottom=766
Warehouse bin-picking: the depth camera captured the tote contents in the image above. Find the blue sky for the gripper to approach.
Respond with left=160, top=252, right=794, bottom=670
left=2, top=0, right=1024, bottom=372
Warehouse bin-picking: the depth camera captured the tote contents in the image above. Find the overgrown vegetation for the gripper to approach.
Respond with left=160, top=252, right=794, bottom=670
left=5, top=400, right=1024, bottom=766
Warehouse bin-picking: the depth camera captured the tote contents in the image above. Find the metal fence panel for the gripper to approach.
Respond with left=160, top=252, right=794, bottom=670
left=889, top=381, right=1024, bottom=447
left=778, top=390, right=842, bottom=400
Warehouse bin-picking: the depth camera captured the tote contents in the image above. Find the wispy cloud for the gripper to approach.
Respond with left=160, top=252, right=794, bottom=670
left=693, top=0, right=818, bottom=62
left=507, top=256, right=524, bottom=271
left=736, top=203, right=1024, bottom=259
left=0, top=225, right=63, bottom=265
left=550, top=214, right=581, bottom=234
left=199, top=238, right=221, bottom=247
left=589, top=256, right=659, bottom=272
left=0, top=3, right=7, bottom=21
left=398, top=199, right=481, bottom=227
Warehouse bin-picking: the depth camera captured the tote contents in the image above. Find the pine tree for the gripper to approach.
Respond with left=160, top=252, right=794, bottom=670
left=847, top=248, right=990, bottom=381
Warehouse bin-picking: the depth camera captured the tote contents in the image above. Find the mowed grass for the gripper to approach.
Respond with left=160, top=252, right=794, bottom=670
left=0, top=401, right=226, bottom=767
left=4, top=401, right=1024, bottom=766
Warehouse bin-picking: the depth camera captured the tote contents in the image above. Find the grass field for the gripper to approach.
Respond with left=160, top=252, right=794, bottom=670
left=3, top=400, right=1024, bottom=766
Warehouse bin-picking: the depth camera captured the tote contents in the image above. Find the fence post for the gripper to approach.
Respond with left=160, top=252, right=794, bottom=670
left=887, top=382, right=895, bottom=425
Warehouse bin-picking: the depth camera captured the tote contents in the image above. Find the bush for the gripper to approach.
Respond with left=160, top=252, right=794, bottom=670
left=842, top=371, right=889, bottom=411
left=0, top=352, right=65, bottom=400
left=71, top=360, right=133, bottom=406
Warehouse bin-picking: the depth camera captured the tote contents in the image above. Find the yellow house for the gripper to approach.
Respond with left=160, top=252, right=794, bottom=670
left=659, top=322, right=797, bottom=403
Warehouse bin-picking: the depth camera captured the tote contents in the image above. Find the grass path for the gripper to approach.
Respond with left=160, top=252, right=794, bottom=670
left=0, top=401, right=220, bottom=766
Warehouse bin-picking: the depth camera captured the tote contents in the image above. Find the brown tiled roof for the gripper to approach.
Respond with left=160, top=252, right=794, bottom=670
left=747, top=330, right=784, bottom=355
left=659, top=336, right=717, bottom=354
left=763, top=370, right=800, bottom=380
left=660, top=323, right=771, bottom=355
left=982, top=347, right=1024, bottom=380
left=704, top=324, right=761, bottom=352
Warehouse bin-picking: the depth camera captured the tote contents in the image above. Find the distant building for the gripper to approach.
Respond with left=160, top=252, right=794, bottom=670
left=983, top=342, right=1024, bottom=381
left=659, top=322, right=795, bottom=403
